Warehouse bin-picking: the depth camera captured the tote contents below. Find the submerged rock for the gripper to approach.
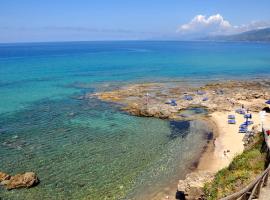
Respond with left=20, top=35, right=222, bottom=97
left=0, top=172, right=39, bottom=190
left=0, top=172, right=10, bottom=182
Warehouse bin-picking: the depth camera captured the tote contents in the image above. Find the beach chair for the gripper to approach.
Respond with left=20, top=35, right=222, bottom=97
left=239, top=127, right=247, bottom=133
left=242, top=121, right=253, bottom=126
left=171, top=102, right=177, bottom=106
left=240, top=124, right=248, bottom=128
left=228, top=115, right=235, bottom=119
left=244, top=113, right=252, bottom=119
left=170, top=100, right=177, bottom=106
left=183, top=95, right=193, bottom=101
left=197, top=90, right=206, bottom=95
left=236, top=109, right=245, bottom=115
left=228, top=119, right=236, bottom=124
left=202, top=97, right=208, bottom=101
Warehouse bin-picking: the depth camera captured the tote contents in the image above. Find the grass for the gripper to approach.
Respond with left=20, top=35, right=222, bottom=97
left=204, top=133, right=267, bottom=200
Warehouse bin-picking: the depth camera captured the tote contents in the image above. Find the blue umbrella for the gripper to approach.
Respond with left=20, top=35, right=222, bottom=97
left=183, top=95, right=193, bottom=101
left=202, top=97, right=208, bottom=101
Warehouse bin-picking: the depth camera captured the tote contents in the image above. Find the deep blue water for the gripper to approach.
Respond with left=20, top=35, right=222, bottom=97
left=1, top=41, right=270, bottom=114
left=0, top=41, right=269, bottom=199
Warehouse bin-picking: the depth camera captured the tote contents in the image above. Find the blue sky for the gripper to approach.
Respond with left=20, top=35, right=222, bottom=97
left=1, top=0, right=270, bottom=42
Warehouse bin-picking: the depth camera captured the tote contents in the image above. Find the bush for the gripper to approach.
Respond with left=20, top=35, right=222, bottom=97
left=204, top=133, right=267, bottom=199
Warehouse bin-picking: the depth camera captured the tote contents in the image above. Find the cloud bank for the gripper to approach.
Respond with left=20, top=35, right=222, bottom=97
left=177, top=14, right=270, bottom=37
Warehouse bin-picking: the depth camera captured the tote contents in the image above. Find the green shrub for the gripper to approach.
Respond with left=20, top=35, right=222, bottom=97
left=204, top=133, right=267, bottom=199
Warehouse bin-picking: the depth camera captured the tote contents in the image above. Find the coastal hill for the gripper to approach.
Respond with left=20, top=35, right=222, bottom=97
left=203, top=27, right=270, bottom=42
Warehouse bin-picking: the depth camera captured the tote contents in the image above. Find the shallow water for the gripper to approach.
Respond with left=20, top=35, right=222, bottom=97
left=0, top=97, right=211, bottom=199
left=0, top=41, right=269, bottom=199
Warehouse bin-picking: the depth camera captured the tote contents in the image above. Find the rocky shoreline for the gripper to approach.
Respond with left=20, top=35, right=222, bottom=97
left=91, top=80, right=270, bottom=120
left=90, top=79, right=270, bottom=199
left=0, top=171, right=39, bottom=190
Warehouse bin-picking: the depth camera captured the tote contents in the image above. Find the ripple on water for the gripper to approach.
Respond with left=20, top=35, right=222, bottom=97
left=0, top=97, right=211, bottom=200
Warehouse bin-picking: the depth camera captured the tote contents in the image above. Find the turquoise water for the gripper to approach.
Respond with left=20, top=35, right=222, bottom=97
left=0, top=41, right=270, bottom=199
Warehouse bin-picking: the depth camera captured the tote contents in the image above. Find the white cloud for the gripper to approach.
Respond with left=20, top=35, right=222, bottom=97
left=177, top=14, right=270, bottom=36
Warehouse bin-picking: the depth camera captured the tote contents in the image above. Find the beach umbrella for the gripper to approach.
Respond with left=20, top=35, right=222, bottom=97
left=202, top=97, right=208, bottom=101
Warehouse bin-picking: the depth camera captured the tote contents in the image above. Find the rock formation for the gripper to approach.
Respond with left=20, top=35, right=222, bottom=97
left=0, top=172, right=10, bottom=182
left=177, top=171, right=214, bottom=200
left=0, top=172, right=39, bottom=190
left=91, top=80, right=270, bottom=120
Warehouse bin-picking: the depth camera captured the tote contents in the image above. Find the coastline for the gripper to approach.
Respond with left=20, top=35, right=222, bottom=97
left=196, top=116, right=220, bottom=172
left=138, top=117, right=216, bottom=200
left=92, top=79, right=270, bottom=199
left=197, top=112, right=245, bottom=173
left=1, top=41, right=270, bottom=200
left=144, top=107, right=270, bottom=200
left=198, top=110, right=268, bottom=173
left=177, top=109, right=269, bottom=200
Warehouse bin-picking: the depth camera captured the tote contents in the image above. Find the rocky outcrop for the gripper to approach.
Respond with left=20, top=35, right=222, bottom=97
left=0, top=172, right=39, bottom=190
left=124, top=102, right=180, bottom=119
left=0, top=172, right=10, bottom=182
left=177, top=171, right=214, bottom=200
left=92, top=80, right=270, bottom=120
left=91, top=80, right=270, bottom=199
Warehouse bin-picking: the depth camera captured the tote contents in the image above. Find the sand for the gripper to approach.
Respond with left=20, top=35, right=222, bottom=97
left=154, top=110, right=269, bottom=200
left=198, top=110, right=270, bottom=173
left=93, top=81, right=270, bottom=199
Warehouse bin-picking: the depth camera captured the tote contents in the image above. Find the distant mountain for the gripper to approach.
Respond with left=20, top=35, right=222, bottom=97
left=204, top=27, right=270, bottom=42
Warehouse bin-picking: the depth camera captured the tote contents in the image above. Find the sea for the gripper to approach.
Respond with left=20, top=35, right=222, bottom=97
left=0, top=41, right=270, bottom=199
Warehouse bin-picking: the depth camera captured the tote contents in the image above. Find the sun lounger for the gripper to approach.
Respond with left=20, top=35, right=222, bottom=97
left=239, top=130, right=247, bottom=133
left=183, top=95, right=193, bottom=101
left=242, top=121, right=253, bottom=126
left=239, top=128, right=247, bottom=133
left=171, top=102, right=177, bottom=106
left=202, top=97, right=208, bottom=101
left=244, top=114, right=252, bottom=119
left=165, top=99, right=177, bottom=106
left=236, top=109, right=245, bottom=115
left=197, top=91, right=206, bottom=95
left=170, top=100, right=177, bottom=106
left=228, top=119, right=236, bottom=124
left=239, top=125, right=247, bottom=128
left=228, top=115, right=235, bottom=119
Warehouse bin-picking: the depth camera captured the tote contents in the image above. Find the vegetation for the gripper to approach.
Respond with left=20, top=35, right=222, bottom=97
left=204, top=133, right=267, bottom=200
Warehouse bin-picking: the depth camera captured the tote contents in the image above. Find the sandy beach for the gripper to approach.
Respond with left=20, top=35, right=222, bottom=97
left=150, top=110, right=269, bottom=200
left=92, top=80, right=270, bottom=199
left=149, top=111, right=269, bottom=200
left=199, top=111, right=252, bottom=172
left=198, top=107, right=270, bottom=173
